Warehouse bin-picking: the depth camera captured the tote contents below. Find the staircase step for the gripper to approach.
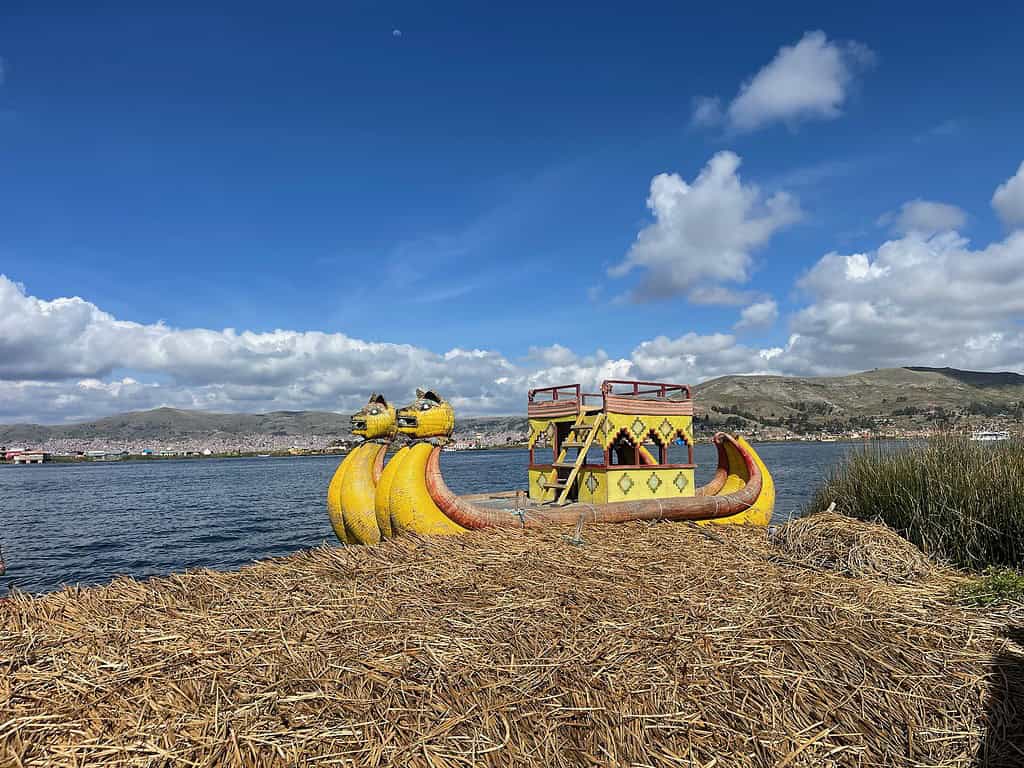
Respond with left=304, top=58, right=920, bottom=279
left=541, top=480, right=568, bottom=489
left=553, top=462, right=578, bottom=469
left=562, top=441, right=584, bottom=448
left=572, top=425, right=593, bottom=431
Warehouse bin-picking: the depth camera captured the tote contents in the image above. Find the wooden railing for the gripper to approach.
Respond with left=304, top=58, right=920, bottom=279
left=601, top=379, right=692, bottom=400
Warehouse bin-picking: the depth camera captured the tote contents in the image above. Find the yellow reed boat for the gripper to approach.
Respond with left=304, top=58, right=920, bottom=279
left=329, top=380, right=774, bottom=544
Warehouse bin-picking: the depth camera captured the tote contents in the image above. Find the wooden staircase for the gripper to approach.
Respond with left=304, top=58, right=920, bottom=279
left=541, top=412, right=605, bottom=505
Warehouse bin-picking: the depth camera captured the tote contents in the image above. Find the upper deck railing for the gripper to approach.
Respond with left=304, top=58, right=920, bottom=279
left=527, top=384, right=581, bottom=418
left=528, top=380, right=692, bottom=419
left=601, top=379, right=693, bottom=416
left=528, top=384, right=580, bottom=403
left=600, top=380, right=692, bottom=400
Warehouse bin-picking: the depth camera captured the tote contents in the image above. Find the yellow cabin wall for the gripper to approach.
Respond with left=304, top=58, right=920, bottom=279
left=604, top=468, right=695, bottom=502
left=529, top=466, right=696, bottom=504
left=599, top=413, right=692, bottom=449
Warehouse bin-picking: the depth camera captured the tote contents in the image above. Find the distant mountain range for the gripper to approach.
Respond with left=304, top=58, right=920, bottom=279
left=695, top=366, right=1024, bottom=423
left=0, top=406, right=526, bottom=446
left=2, top=367, right=1022, bottom=445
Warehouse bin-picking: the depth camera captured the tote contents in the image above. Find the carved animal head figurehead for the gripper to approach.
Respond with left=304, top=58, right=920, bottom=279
left=350, top=393, right=397, bottom=439
left=396, top=388, right=455, bottom=438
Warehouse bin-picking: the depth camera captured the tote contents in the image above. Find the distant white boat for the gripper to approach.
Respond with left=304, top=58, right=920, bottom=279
left=970, top=430, right=1010, bottom=442
left=257, top=453, right=272, bottom=458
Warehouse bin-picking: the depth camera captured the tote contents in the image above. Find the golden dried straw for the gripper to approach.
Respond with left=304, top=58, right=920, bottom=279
left=1, top=521, right=1022, bottom=767
left=769, top=510, right=940, bottom=584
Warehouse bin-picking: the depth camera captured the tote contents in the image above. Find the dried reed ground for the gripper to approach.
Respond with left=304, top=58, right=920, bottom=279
left=769, top=512, right=938, bottom=584
left=2, top=522, right=1022, bottom=767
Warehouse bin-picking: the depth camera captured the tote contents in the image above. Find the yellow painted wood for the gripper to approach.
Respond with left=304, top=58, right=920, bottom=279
left=576, top=469, right=607, bottom=504
left=527, top=415, right=576, bottom=448
left=374, top=446, right=407, bottom=538
left=326, top=452, right=356, bottom=544
left=528, top=467, right=550, bottom=502
left=604, top=468, right=695, bottom=502
left=328, top=393, right=397, bottom=544
left=340, top=442, right=385, bottom=545
left=554, top=412, right=605, bottom=505
left=389, top=442, right=467, bottom=536
left=600, top=412, right=692, bottom=449
left=698, top=436, right=774, bottom=526
left=396, top=389, right=455, bottom=439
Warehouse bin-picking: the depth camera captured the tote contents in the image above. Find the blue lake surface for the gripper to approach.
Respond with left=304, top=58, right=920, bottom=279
left=0, top=441, right=876, bottom=595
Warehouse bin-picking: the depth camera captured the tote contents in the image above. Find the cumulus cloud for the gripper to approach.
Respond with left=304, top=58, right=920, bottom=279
left=786, top=230, right=1024, bottom=374
left=631, top=332, right=784, bottom=384
left=0, top=275, right=767, bottom=423
left=993, top=161, right=1024, bottom=229
left=695, top=30, right=875, bottom=133
left=735, top=299, right=779, bottom=330
left=879, top=199, right=967, bottom=236
left=610, top=152, right=801, bottom=302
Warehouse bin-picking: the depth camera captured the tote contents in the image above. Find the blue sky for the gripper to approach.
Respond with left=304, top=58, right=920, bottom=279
left=1, top=1, right=1024, bottom=420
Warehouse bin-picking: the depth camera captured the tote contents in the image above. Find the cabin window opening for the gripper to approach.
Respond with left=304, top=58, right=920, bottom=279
left=611, top=437, right=637, bottom=466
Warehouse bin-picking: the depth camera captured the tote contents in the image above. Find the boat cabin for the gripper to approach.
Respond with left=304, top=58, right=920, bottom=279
left=527, top=379, right=695, bottom=505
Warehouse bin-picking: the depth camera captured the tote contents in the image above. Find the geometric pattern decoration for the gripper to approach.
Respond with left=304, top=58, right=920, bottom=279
left=527, top=418, right=572, bottom=448
left=646, top=472, right=662, bottom=493
left=658, top=418, right=675, bottom=441
left=673, top=471, right=689, bottom=492
left=586, top=473, right=599, bottom=494
left=599, top=411, right=692, bottom=450
left=617, top=473, right=634, bottom=496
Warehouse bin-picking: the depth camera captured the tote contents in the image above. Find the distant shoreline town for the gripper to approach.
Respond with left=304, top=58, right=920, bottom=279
left=3, top=366, right=1021, bottom=463
left=3, top=421, right=1018, bottom=465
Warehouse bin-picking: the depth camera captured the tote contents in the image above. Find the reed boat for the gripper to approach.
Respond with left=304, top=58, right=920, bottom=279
left=328, top=380, right=774, bottom=544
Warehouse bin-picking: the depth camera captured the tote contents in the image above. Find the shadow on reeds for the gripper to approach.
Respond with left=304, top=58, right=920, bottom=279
left=976, top=626, right=1024, bottom=767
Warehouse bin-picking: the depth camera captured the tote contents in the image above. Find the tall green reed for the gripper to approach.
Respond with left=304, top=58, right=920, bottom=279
left=804, top=436, right=1024, bottom=570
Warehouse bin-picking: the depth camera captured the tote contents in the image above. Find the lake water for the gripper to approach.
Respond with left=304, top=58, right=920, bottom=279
left=0, top=441, right=875, bottom=595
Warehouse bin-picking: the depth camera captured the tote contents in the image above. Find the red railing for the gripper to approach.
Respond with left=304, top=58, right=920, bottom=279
left=601, top=379, right=692, bottom=400
left=528, top=384, right=581, bottom=403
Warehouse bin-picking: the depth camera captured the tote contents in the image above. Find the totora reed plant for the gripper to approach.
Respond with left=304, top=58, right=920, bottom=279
left=804, top=435, right=1024, bottom=571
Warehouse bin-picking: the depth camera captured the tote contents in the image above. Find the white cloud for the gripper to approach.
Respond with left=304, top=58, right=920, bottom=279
left=631, top=332, right=780, bottom=384
left=786, top=230, right=1024, bottom=375
left=610, top=151, right=801, bottom=302
left=735, top=299, right=779, bottom=330
left=695, top=31, right=875, bottom=133
left=880, top=199, right=967, bottom=236
left=993, top=161, right=1024, bottom=229
left=0, top=275, right=771, bottom=423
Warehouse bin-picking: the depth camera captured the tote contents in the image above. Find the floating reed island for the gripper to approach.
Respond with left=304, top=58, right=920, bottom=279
left=3, top=519, right=1023, bottom=767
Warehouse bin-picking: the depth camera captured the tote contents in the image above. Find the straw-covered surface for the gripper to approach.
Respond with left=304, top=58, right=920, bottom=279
left=2, top=522, right=1023, bottom=767
left=769, top=511, right=940, bottom=584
